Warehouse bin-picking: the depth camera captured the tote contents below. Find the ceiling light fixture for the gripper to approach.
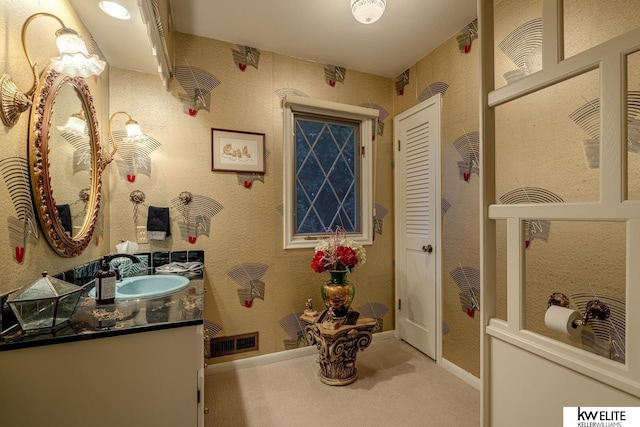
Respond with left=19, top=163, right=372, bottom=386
left=351, top=0, right=386, bottom=25
left=99, top=1, right=132, bottom=20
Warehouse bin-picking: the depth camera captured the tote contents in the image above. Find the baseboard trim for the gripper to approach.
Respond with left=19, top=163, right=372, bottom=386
left=440, top=358, right=481, bottom=390
left=206, top=330, right=396, bottom=376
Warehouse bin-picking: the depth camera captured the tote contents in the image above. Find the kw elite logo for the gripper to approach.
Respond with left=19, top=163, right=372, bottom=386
left=563, top=407, right=640, bottom=427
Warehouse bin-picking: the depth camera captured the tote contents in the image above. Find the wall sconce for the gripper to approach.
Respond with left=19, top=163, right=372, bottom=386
left=106, top=111, right=144, bottom=161
left=351, top=0, right=386, bottom=25
left=0, top=13, right=106, bottom=127
left=107, top=111, right=155, bottom=183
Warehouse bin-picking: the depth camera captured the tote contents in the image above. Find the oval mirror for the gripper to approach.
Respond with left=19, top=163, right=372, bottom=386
left=28, top=66, right=102, bottom=257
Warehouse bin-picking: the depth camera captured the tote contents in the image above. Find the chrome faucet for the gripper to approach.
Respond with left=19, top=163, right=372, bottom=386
left=104, top=254, right=141, bottom=282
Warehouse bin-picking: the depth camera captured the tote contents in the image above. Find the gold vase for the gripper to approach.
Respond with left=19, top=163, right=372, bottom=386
left=321, top=270, right=355, bottom=318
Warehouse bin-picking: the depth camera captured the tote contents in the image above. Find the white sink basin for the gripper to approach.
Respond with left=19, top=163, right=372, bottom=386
left=89, top=275, right=190, bottom=300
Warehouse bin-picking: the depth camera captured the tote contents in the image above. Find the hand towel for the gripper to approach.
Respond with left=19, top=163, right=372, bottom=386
left=147, top=206, right=171, bottom=241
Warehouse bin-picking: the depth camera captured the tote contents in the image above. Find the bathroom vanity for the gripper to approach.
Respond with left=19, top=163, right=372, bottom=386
left=0, top=278, right=205, bottom=427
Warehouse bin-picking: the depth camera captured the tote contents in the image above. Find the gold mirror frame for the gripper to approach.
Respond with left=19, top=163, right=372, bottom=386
left=28, top=66, right=102, bottom=257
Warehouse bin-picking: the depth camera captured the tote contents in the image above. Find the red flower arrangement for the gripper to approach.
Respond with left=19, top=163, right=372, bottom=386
left=310, top=228, right=366, bottom=273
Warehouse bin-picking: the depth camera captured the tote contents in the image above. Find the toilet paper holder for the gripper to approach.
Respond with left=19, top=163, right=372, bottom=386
left=547, top=292, right=610, bottom=326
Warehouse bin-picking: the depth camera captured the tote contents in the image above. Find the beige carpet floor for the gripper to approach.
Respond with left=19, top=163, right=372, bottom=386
left=205, top=336, right=480, bottom=426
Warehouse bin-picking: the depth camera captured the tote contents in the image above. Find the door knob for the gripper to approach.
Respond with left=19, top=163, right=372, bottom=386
left=422, top=245, right=433, bottom=253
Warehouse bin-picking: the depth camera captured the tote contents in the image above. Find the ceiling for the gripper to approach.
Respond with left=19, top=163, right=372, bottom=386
left=70, top=0, right=478, bottom=79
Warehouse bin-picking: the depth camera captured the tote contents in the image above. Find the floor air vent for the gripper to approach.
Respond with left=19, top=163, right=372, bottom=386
left=211, top=332, right=259, bottom=357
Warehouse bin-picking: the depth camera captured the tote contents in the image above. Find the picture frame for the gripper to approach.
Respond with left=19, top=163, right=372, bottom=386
left=211, top=128, right=265, bottom=173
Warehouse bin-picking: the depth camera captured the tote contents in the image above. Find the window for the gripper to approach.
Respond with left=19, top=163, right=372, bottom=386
left=283, top=96, right=378, bottom=249
left=294, top=114, right=359, bottom=233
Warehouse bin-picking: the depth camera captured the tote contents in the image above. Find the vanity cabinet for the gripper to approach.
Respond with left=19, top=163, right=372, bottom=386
left=0, top=324, right=205, bottom=427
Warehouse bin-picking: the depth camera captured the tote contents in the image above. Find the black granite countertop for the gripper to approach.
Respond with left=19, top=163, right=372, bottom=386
left=0, top=276, right=204, bottom=351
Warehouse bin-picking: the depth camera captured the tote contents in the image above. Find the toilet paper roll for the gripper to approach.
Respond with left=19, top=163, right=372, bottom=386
left=544, top=305, right=583, bottom=337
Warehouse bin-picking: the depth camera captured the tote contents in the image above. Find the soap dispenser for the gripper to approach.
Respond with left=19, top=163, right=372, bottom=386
left=95, top=257, right=116, bottom=304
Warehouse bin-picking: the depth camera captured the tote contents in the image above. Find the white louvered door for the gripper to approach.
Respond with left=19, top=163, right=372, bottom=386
left=394, top=94, right=441, bottom=359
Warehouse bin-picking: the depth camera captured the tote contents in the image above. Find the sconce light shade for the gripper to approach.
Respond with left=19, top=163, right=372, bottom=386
left=51, top=28, right=106, bottom=78
left=57, top=111, right=87, bottom=137
left=124, top=119, right=145, bottom=143
left=351, top=0, right=386, bottom=24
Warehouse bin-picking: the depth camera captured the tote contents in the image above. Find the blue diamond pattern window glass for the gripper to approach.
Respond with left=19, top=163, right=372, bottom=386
left=294, top=114, right=361, bottom=235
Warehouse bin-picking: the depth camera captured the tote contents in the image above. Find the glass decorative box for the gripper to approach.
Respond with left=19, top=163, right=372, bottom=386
left=7, top=272, right=85, bottom=332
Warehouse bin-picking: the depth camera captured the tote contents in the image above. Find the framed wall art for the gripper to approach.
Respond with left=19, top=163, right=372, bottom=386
left=211, top=128, right=265, bottom=173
